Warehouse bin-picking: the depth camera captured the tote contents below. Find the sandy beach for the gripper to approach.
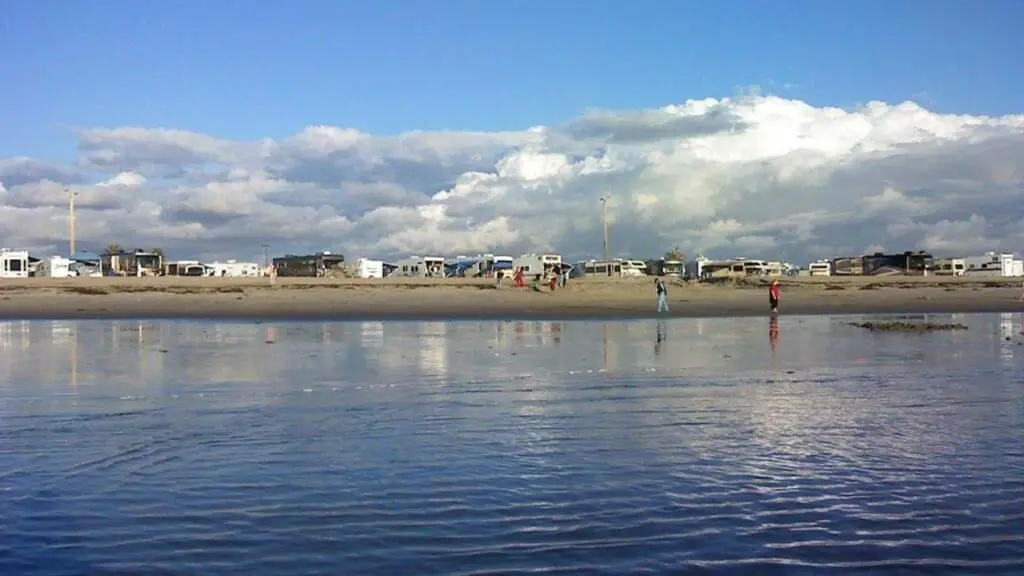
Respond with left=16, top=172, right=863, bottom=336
left=1, top=275, right=1022, bottom=320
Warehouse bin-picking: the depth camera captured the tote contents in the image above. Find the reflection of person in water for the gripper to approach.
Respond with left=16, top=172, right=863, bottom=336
left=655, top=320, right=666, bottom=356
left=769, top=315, right=779, bottom=354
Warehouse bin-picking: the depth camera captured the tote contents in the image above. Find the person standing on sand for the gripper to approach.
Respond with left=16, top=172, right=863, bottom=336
left=655, top=278, right=669, bottom=313
left=769, top=279, right=781, bottom=313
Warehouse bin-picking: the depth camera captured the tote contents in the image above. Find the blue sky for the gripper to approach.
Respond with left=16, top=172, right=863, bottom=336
left=2, top=0, right=1021, bottom=162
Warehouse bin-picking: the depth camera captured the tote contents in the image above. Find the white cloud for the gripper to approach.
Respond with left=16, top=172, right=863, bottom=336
left=2, top=94, right=1024, bottom=263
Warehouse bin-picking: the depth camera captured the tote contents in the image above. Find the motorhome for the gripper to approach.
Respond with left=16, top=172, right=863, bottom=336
left=646, top=258, right=683, bottom=277
left=862, top=252, right=934, bottom=276
left=208, top=260, right=261, bottom=278
left=512, top=253, right=562, bottom=280
left=698, top=259, right=749, bottom=280
left=962, top=252, right=1023, bottom=277
left=166, top=260, right=210, bottom=276
left=619, top=259, right=649, bottom=277
left=933, top=258, right=966, bottom=277
left=481, top=255, right=514, bottom=277
left=684, top=255, right=712, bottom=280
left=352, top=258, right=386, bottom=279
left=272, top=252, right=346, bottom=277
left=807, top=260, right=832, bottom=276
left=0, top=249, right=30, bottom=279
left=36, top=256, right=74, bottom=278
left=576, top=259, right=622, bottom=277
left=104, top=249, right=164, bottom=277
left=390, top=256, right=446, bottom=278
left=831, top=256, right=863, bottom=275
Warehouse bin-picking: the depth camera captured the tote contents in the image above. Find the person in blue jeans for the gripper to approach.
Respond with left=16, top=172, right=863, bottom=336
left=655, top=278, right=669, bottom=313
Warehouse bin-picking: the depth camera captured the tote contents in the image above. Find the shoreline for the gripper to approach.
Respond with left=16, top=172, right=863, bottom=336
left=1, top=276, right=1022, bottom=321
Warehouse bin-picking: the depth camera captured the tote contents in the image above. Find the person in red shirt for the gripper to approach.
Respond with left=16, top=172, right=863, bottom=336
left=769, top=279, right=780, bottom=313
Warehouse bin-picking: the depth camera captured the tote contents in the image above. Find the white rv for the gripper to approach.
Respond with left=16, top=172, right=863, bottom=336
left=963, top=252, right=1023, bottom=277
left=37, top=256, right=74, bottom=278
left=355, top=258, right=385, bottom=278
left=208, top=260, right=261, bottom=277
left=512, top=253, right=562, bottom=279
left=391, top=256, right=446, bottom=277
left=0, top=249, right=30, bottom=279
left=934, top=258, right=966, bottom=276
left=807, top=260, right=832, bottom=276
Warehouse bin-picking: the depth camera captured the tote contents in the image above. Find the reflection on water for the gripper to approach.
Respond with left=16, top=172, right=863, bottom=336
left=1, top=314, right=1023, bottom=574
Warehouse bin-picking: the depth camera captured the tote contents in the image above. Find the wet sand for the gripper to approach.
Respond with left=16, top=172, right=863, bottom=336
left=0, top=275, right=1022, bottom=320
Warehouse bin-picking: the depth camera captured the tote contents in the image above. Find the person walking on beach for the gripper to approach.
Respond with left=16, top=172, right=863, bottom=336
left=655, top=277, right=669, bottom=313
left=769, top=279, right=781, bottom=313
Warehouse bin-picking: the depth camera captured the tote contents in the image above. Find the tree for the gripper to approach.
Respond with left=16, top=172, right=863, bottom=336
left=664, top=246, right=686, bottom=261
left=150, top=248, right=165, bottom=258
left=104, top=243, right=122, bottom=256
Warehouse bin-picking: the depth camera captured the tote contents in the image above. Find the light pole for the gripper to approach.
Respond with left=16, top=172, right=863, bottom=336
left=261, top=244, right=270, bottom=268
left=599, top=195, right=611, bottom=263
left=67, top=186, right=78, bottom=256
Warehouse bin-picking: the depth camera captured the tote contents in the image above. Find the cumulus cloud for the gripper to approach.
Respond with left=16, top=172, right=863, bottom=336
left=2, top=95, right=1023, bottom=263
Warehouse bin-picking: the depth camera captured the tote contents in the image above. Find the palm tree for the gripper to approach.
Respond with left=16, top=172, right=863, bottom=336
left=664, top=246, right=686, bottom=261
left=104, top=243, right=122, bottom=256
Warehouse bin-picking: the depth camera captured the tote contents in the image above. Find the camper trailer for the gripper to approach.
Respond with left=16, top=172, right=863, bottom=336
left=684, top=255, right=712, bottom=280
left=208, top=260, right=261, bottom=277
left=103, top=249, right=164, bottom=277
left=272, top=252, right=346, bottom=277
left=646, top=258, right=683, bottom=277
left=166, top=260, right=210, bottom=276
left=807, top=260, right=832, bottom=276
left=354, top=258, right=387, bottom=279
left=512, top=253, right=562, bottom=280
left=0, top=249, right=30, bottom=279
left=934, top=258, right=966, bottom=277
left=862, top=252, right=934, bottom=276
left=389, top=256, right=445, bottom=278
left=576, top=259, right=622, bottom=277
left=36, top=256, right=74, bottom=278
left=831, top=256, right=863, bottom=276
left=962, top=252, right=1023, bottom=277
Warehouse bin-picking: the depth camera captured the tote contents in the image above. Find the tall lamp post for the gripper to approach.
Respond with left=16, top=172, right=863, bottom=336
left=261, top=244, right=270, bottom=268
left=599, top=195, right=611, bottom=263
left=67, top=186, right=79, bottom=256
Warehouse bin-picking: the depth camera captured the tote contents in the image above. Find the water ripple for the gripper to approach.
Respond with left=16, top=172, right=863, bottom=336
left=2, top=317, right=1024, bottom=574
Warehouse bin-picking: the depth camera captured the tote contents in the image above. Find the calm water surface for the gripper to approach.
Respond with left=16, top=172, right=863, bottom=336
left=1, top=313, right=1023, bottom=575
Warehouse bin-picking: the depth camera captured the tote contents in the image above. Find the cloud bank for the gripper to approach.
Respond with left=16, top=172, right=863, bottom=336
left=2, top=95, right=1023, bottom=264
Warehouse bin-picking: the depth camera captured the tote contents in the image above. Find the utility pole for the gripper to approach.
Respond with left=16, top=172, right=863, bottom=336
left=599, top=195, right=611, bottom=262
left=67, top=186, right=78, bottom=256
left=261, top=244, right=270, bottom=268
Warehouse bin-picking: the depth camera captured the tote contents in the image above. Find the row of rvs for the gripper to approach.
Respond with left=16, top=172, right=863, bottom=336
left=806, top=252, right=1024, bottom=277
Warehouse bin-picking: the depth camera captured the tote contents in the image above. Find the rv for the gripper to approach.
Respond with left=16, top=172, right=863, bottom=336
left=166, top=260, right=210, bottom=276
left=862, top=252, right=934, bottom=276
left=480, top=255, right=514, bottom=277
left=646, top=258, right=683, bottom=277
left=104, top=249, right=164, bottom=277
left=831, top=256, right=864, bottom=275
left=576, top=259, right=622, bottom=277
left=684, top=255, right=712, bottom=280
left=933, top=258, right=966, bottom=277
left=273, top=252, right=346, bottom=277
left=36, top=256, right=74, bottom=278
left=389, top=256, right=445, bottom=278
left=1, top=249, right=31, bottom=279
left=807, top=260, right=832, bottom=276
left=512, top=253, right=562, bottom=280
left=619, top=259, right=649, bottom=277
left=354, top=258, right=386, bottom=279
left=208, top=260, right=261, bottom=278
left=962, top=252, right=1023, bottom=277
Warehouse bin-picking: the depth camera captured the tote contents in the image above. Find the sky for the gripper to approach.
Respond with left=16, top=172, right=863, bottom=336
left=1, top=0, right=1023, bottom=264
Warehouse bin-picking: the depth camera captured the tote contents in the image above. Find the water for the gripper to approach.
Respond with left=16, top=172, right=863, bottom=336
left=1, top=313, right=1023, bottom=575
